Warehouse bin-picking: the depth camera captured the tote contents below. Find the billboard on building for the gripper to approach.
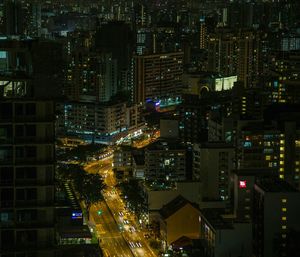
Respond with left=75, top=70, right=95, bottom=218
left=215, top=76, right=237, bottom=91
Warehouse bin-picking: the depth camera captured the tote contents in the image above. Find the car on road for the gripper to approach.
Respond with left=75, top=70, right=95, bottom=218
left=128, top=226, right=136, bottom=233
left=129, top=241, right=135, bottom=248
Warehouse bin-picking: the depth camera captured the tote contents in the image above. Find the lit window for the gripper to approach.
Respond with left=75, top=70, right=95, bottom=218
left=280, top=154, right=284, bottom=158
left=282, top=225, right=287, bottom=229
left=280, top=140, right=285, bottom=144
left=280, top=161, right=284, bottom=165
left=280, top=168, right=284, bottom=172
left=282, top=208, right=287, bottom=212
left=282, top=234, right=286, bottom=238
left=279, top=174, right=284, bottom=179
left=280, top=147, right=285, bottom=151
left=282, top=199, right=287, bottom=203
left=282, top=217, right=287, bottom=221
left=265, top=155, right=271, bottom=161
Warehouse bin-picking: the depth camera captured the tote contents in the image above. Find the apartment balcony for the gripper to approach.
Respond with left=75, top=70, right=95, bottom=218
left=0, top=220, right=54, bottom=229
left=1, top=240, right=55, bottom=251
left=0, top=137, right=54, bottom=145
left=15, top=178, right=54, bottom=187
left=14, top=136, right=54, bottom=144
left=0, top=201, right=13, bottom=208
left=0, top=138, right=13, bottom=144
left=15, top=157, right=54, bottom=165
left=14, top=220, right=54, bottom=229
left=0, top=159, right=13, bottom=165
left=15, top=200, right=55, bottom=208
left=0, top=179, right=13, bottom=186
left=14, top=115, right=55, bottom=123
left=0, top=115, right=55, bottom=123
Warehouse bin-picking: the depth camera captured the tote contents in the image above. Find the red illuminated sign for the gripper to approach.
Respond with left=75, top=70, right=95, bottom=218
left=239, top=180, right=247, bottom=188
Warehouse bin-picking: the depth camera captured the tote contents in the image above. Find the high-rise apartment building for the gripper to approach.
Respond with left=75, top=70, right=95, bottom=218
left=95, top=21, right=134, bottom=92
left=0, top=38, right=60, bottom=257
left=133, top=51, right=183, bottom=103
left=207, top=29, right=261, bottom=88
left=3, top=0, right=25, bottom=35
left=63, top=31, right=118, bottom=103
left=199, top=18, right=207, bottom=49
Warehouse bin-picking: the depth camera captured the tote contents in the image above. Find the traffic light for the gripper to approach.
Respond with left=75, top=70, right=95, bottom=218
left=97, top=210, right=103, bottom=215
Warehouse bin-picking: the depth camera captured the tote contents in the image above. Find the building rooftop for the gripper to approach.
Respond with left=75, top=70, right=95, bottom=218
left=160, top=195, right=198, bottom=219
left=200, top=208, right=233, bottom=230
left=132, top=153, right=145, bottom=165
left=255, top=178, right=298, bottom=193
left=146, top=138, right=185, bottom=151
left=232, top=168, right=276, bottom=177
left=57, top=225, right=92, bottom=239
left=199, top=141, right=234, bottom=149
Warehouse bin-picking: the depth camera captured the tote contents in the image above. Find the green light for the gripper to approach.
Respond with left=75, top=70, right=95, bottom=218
left=97, top=210, right=103, bottom=215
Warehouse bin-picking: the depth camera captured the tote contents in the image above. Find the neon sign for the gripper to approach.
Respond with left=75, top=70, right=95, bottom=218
left=71, top=211, right=83, bottom=219
left=239, top=180, right=247, bottom=188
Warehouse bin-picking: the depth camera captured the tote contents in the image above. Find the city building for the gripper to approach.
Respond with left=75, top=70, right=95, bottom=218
left=113, top=145, right=133, bottom=171
left=63, top=31, right=118, bottom=103
left=207, top=29, right=261, bottom=88
left=0, top=38, right=60, bottom=257
left=233, top=168, right=275, bottom=222
left=237, top=111, right=300, bottom=188
left=159, top=195, right=200, bottom=249
left=144, top=139, right=187, bottom=181
left=133, top=51, right=183, bottom=104
left=199, top=208, right=252, bottom=257
left=57, top=101, right=144, bottom=144
left=193, top=142, right=234, bottom=203
left=253, top=178, right=300, bottom=257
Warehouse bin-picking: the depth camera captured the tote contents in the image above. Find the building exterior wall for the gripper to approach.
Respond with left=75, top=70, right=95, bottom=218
left=161, top=204, right=200, bottom=246
left=133, top=52, right=183, bottom=103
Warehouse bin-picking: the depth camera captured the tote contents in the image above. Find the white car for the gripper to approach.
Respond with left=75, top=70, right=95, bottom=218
left=129, top=241, right=135, bottom=248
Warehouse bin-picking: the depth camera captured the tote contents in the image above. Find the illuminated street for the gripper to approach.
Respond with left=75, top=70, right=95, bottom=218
left=85, top=158, right=157, bottom=257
